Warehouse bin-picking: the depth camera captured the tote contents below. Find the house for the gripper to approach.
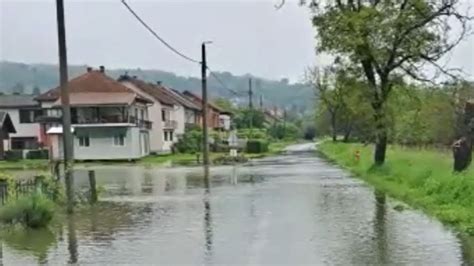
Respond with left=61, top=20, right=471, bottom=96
left=161, top=87, right=202, bottom=129
left=118, top=76, right=180, bottom=154
left=0, top=112, right=16, bottom=160
left=182, top=91, right=224, bottom=129
left=0, top=94, right=42, bottom=151
left=36, top=67, right=153, bottom=161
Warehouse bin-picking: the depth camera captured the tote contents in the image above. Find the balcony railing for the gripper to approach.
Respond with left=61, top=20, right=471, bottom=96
left=163, top=120, right=178, bottom=129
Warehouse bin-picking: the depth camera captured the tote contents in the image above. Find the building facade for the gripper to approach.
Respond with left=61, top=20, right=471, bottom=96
left=36, top=67, right=152, bottom=161
left=0, top=94, right=42, bottom=151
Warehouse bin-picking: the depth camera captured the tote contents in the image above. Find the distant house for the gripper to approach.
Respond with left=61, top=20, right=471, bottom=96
left=0, top=94, right=42, bottom=150
left=0, top=112, right=16, bottom=160
left=36, top=67, right=153, bottom=161
left=182, top=91, right=226, bottom=130
left=119, top=76, right=181, bottom=153
left=161, top=87, right=202, bottom=129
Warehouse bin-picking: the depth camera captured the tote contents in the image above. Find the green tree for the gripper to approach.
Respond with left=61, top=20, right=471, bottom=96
left=309, top=0, right=471, bottom=165
left=213, top=98, right=235, bottom=112
left=233, top=108, right=266, bottom=129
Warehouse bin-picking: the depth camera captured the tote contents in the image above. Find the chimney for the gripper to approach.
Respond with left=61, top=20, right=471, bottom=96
left=99, top=65, right=105, bottom=73
left=86, top=67, right=93, bottom=72
left=156, top=81, right=162, bottom=86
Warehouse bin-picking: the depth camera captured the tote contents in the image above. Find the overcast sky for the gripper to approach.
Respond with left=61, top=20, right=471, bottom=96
left=0, top=0, right=473, bottom=82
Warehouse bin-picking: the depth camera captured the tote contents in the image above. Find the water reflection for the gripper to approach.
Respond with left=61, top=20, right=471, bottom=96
left=67, top=215, right=78, bottom=264
left=374, top=190, right=387, bottom=265
left=203, top=166, right=213, bottom=262
left=1, top=228, right=56, bottom=264
left=461, top=235, right=474, bottom=265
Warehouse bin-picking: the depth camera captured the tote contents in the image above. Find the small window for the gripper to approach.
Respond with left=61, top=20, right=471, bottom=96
left=78, top=136, right=90, bottom=147
left=161, top=110, right=166, bottom=122
left=169, top=131, right=174, bottom=141
left=19, top=110, right=34, bottom=123
left=114, top=134, right=125, bottom=146
left=164, top=131, right=169, bottom=141
left=140, top=109, right=145, bottom=120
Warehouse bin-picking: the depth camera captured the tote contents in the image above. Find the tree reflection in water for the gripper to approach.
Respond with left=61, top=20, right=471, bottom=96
left=67, top=214, right=78, bottom=264
left=374, top=190, right=387, bottom=265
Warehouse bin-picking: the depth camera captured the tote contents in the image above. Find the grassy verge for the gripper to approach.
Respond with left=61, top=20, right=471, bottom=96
left=318, top=141, right=474, bottom=235
left=0, top=160, right=49, bottom=171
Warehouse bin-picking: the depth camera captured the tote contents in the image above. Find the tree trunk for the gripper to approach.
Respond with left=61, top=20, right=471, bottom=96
left=373, top=103, right=387, bottom=165
left=343, top=123, right=353, bottom=143
left=330, top=113, right=337, bottom=142
left=453, top=137, right=472, bottom=172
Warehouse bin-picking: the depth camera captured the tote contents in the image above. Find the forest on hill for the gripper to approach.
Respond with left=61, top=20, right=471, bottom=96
left=0, top=61, right=314, bottom=112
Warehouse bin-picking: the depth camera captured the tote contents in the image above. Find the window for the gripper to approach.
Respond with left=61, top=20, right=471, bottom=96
left=164, top=131, right=173, bottom=142
left=114, top=134, right=125, bottom=146
left=78, top=136, right=90, bottom=147
left=140, top=109, right=145, bottom=120
left=161, top=110, right=166, bottom=122
left=19, top=110, right=34, bottom=123
left=11, top=137, right=38, bottom=150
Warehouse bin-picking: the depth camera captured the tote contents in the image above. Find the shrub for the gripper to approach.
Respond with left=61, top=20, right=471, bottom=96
left=5, top=150, right=23, bottom=161
left=237, top=128, right=267, bottom=139
left=174, top=129, right=202, bottom=153
left=0, top=193, right=55, bottom=228
left=268, top=122, right=301, bottom=140
left=25, top=149, right=49, bottom=160
left=246, top=139, right=269, bottom=154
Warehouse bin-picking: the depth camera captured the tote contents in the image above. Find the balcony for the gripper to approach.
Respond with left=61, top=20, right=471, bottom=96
left=163, top=120, right=178, bottom=129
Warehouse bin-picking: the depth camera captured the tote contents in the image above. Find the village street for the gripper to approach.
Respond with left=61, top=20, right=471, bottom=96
left=1, top=143, right=472, bottom=265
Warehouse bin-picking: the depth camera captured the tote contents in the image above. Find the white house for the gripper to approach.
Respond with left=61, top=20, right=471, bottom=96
left=119, top=76, right=179, bottom=154
left=36, top=67, right=153, bottom=161
left=0, top=94, right=42, bottom=151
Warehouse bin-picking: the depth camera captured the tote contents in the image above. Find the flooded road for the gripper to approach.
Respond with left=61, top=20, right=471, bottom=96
left=1, top=143, right=473, bottom=265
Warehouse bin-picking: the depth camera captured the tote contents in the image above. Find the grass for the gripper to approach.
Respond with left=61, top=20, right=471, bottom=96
left=318, top=141, right=474, bottom=235
left=0, top=193, right=56, bottom=228
left=0, top=160, right=49, bottom=171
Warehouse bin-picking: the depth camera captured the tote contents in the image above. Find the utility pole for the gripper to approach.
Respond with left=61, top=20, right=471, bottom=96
left=56, top=0, right=74, bottom=213
left=248, top=78, right=253, bottom=109
left=201, top=42, right=210, bottom=166
left=248, top=78, right=253, bottom=136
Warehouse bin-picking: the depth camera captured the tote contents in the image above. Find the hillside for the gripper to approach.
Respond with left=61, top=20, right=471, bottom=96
left=0, top=61, right=314, bottom=111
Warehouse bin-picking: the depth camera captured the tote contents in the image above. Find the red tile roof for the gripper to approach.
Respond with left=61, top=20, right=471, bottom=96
left=118, top=76, right=176, bottom=106
left=182, top=91, right=223, bottom=112
left=36, top=71, right=150, bottom=104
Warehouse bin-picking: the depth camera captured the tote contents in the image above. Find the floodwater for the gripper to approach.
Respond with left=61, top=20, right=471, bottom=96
left=1, top=143, right=473, bottom=265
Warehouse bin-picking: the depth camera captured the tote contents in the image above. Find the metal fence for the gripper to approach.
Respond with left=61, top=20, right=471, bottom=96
left=0, top=180, right=38, bottom=206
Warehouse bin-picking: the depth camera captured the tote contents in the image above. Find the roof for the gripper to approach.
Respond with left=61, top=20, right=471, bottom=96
left=0, top=94, right=39, bottom=108
left=162, top=88, right=201, bottom=111
left=118, top=76, right=176, bottom=106
left=52, top=93, right=137, bottom=107
left=182, top=91, right=223, bottom=112
left=36, top=70, right=146, bottom=102
left=0, top=112, right=16, bottom=133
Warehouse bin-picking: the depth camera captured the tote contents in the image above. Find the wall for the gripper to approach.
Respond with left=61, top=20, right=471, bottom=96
left=121, top=81, right=165, bottom=153
left=73, top=126, right=146, bottom=160
left=0, top=108, right=40, bottom=149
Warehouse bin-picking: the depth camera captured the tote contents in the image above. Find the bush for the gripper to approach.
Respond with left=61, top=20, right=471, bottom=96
left=25, top=149, right=49, bottom=160
left=246, top=139, right=269, bottom=154
left=268, top=122, right=301, bottom=140
left=5, top=150, right=23, bottom=161
left=0, top=193, right=55, bottom=228
left=174, top=129, right=202, bottom=153
left=237, top=128, right=267, bottom=139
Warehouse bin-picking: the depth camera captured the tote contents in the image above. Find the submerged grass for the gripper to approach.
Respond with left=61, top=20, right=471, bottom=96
left=0, top=193, right=56, bottom=228
left=318, top=141, right=474, bottom=235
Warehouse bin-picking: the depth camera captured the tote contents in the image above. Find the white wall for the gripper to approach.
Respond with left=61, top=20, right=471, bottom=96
left=120, top=81, right=166, bottom=153
left=0, top=108, right=40, bottom=150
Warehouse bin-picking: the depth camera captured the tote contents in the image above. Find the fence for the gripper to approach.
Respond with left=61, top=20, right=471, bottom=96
left=0, top=179, right=41, bottom=206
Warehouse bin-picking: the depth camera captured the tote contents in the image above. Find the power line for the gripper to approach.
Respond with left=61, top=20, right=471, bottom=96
left=121, top=0, right=200, bottom=64
left=207, top=66, right=245, bottom=97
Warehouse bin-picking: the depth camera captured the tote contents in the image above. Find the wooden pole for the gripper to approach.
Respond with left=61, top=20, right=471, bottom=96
left=56, top=0, right=74, bottom=213
left=88, top=170, right=98, bottom=204
left=201, top=43, right=210, bottom=166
